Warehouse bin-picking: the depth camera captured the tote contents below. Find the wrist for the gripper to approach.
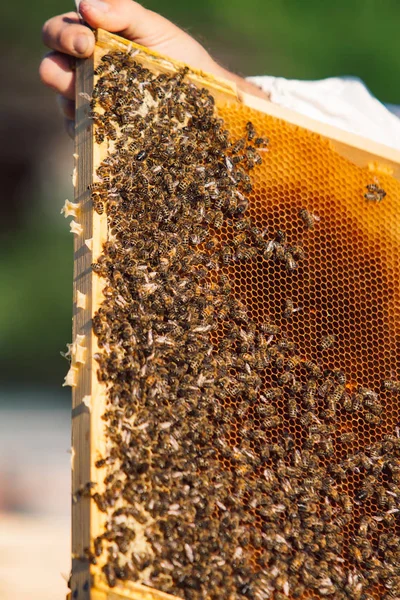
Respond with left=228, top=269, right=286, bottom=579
left=208, top=61, right=271, bottom=101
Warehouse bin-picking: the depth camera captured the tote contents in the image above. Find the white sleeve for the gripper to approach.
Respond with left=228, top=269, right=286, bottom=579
left=247, top=75, right=400, bottom=151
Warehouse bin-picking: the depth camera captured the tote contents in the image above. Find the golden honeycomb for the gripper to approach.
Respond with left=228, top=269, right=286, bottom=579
left=70, top=31, right=400, bottom=600
left=209, top=103, right=400, bottom=598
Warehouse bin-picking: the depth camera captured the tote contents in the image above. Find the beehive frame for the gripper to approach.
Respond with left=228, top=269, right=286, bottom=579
left=69, top=29, right=400, bottom=600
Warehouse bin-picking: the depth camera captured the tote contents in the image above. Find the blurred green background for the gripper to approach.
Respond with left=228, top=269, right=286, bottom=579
left=1, top=0, right=399, bottom=402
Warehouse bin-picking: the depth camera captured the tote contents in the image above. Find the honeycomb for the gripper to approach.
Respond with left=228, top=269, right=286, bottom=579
left=77, top=36, right=400, bottom=600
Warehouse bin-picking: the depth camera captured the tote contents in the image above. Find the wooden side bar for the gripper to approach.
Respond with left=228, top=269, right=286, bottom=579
left=71, top=53, right=95, bottom=600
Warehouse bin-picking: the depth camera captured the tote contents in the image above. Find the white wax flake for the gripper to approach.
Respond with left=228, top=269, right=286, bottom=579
left=84, top=238, right=93, bottom=251
left=70, top=220, right=83, bottom=235
left=184, top=543, right=194, bottom=563
left=68, top=446, right=76, bottom=468
left=82, top=395, right=92, bottom=410
left=75, top=334, right=85, bottom=346
left=72, top=166, right=77, bottom=188
left=61, top=342, right=73, bottom=360
left=76, top=291, right=87, bottom=309
left=63, top=366, right=79, bottom=387
left=192, top=325, right=211, bottom=333
left=61, top=199, right=80, bottom=218
left=169, top=435, right=179, bottom=451
left=137, top=422, right=149, bottom=431
left=283, top=582, right=290, bottom=597
left=74, top=344, right=87, bottom=364
left=140, top=283, right=158, bottom=296
left=126, top=45, right=139, bottom=58
left=73, top=153, right=79, bottom=161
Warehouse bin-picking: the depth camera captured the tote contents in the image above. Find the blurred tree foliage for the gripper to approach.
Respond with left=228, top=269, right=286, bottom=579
left=5, top=0, right=400, bottom=101
left=1, top=0, right=399, bottom=389
left=0, top=218, right=72, bottom=387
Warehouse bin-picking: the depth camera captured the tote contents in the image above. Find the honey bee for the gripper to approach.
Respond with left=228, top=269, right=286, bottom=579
left=215, top=128, right=229, bottom=147
left=262, top=239, right=275, bottom=260
left=94, top=63, right=109, bottom=75
left=235, top=218, right=251, bottom=231
left=339, top=431, right=355, bottom=444
left=363, top=395, right=382, bottom=415
left=254, top=137, right=269, bottom=147
left=102, top=563, right=116, bottom=587
left=92, top=198, right=105, bottom=215
left=231, top=138, right=246, bottom=154
left=357, top=476, right=376, bottom=501
left=88, top=181, right=105, bottom=192
left=246, top=148, right=262, bottom=168
left=283, top=299, right=302, bottom=319
left=245, top=121, right=256, bottom=141
left=351, top=392, right=363, bottom=412
left=303, top=379, right=317, bottom=408
left=93, top=536, right=103, bottom=557
left=303, top=360, right=323, bottom=379
left=105, top=125, right=117, bottom=141
left=317, top=439, right=334, bottom=457
left=231, top=153, right=245, bottom=165
left=236, top=244, right=257, bottom=261
left=364, top=412, right=381, bottom=424
left=382, top=379, right=400, bottom=392
left=319, top=334, right=336, bottom=350
left=327, top=383, right=345, bottom=407
left=299, top=208, right=320, bottom=229
left=341, top=494, right=353, bottom=514
left=318, top=376, right=334, bottom=398
left=364, top=183, right=386, bottom=202
left=349, top=544, right=363, bottom=563
left=284, top=251, right=297, bottom=271
left=221, top=245, right=233, bottom=265
left=214, top=210, right=224, bottom=228
left=288, top=397, right=298, bottom=419
left=264, top=416, right=282, bottom=428
left=262, top=387, right=283, bottom=400
left=286, top=355, right=302, bottom=371
left=260, top=322, right=280, bottom=336
left=236, top=196, right=249, bottom=214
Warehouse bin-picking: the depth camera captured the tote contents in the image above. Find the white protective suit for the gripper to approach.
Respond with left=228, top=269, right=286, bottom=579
left=247, top=76, right=400, bottom=151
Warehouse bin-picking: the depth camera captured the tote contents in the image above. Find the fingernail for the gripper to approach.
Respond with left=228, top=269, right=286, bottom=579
left=74, top=34, right=90, bottom=55
left=80, top=0, right=110, bottom=12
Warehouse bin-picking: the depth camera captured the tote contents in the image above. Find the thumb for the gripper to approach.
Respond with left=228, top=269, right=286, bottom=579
left=79, top=0, right=187, bottom=49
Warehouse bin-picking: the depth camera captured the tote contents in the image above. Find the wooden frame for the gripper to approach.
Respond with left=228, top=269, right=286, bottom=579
left=69, top=28, right=400, bottom=600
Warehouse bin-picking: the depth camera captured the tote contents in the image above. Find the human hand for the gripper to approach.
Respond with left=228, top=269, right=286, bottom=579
left=39, top=0, right=268, bottom=136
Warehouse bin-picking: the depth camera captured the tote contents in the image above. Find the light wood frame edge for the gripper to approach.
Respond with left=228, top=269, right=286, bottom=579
left=71, top=28, right=400, bottom=600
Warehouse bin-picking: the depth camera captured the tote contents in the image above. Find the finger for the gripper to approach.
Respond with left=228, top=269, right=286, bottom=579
left=39, top=51, right=76, bottom=100
left=57, top=95, right=76, bottom=120
left=42, top=12, right=95, bottom=57
left=79, top=0, right=186, bottom=47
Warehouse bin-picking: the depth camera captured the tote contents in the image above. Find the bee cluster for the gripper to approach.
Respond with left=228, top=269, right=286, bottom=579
left=87, top=49, right=400, bottom=600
